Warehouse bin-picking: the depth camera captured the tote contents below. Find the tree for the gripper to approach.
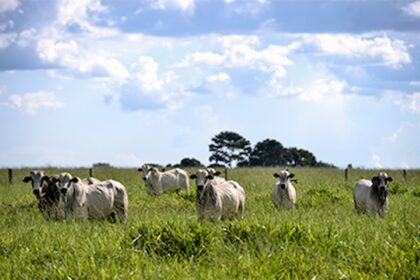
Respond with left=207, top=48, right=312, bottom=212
left=285, top=147, right=317, bottom=167
left=209, top=131, right=252, bottom=167
left=249, top=139, right=287, bottom=166
left=179, top=157, right=203, bottom=167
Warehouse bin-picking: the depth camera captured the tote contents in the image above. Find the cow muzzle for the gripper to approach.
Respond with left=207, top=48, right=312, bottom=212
left=60, top=188, right=67, bottom=195
left=280, top=184, right=286, bottom=190
left=33, top=189, right=40, bottom=198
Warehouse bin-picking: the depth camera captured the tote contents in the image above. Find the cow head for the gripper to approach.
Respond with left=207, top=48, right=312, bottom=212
left=273, top=170, right=295, bottom=190
left=53, top=172, right=79, bottom=196
left=138, top=165, right=151, bottom=181
left=372, top=172, right=392, bottom=202
left=190, top=169, right=220, bottom=191
left=23, top=170, right=45, bottom=198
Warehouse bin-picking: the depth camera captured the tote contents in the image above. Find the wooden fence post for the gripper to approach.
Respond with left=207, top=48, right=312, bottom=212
left=8, top=168, right=12, bottom=184
left=89, top=168, right=93, bottom=177
left=344, top=168, right=348, bottom=182
left=224, top=168, right=228, bottom=180
left=403, top=169, right=407, bottom=181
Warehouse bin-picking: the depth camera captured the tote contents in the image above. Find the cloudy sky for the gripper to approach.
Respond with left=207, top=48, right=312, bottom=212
left=0, top=0, right=419, bottom=168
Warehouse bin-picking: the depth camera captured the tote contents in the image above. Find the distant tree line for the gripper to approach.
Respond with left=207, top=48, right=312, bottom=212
left=207, top=131, right=335, bottom=168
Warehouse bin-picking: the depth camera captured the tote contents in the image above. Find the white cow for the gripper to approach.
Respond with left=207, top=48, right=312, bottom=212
left=353, top=172, right=393, bottom=217
left=82, top=177, right=101, bottom=185
left=190, top=169, right=245, bottom=222
left=55, top=173, right=128, bottom=222
left=138, top=165, right=189, bottom=196
left=272, top=170, right=297, bottom=210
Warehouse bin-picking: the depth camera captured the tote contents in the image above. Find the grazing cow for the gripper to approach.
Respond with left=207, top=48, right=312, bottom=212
left=23, top=171, right=63, bottom=220
left=55, top=173, right=128, bottom=223
left=353, top=172, right=393, bottom=217
left=82, top=177, right=101, bottom=185
left=138, top=165, right=189, bottom=196
left=190, top=169, right=245, bottom=222
left=272, top=170, right=297, bottom=210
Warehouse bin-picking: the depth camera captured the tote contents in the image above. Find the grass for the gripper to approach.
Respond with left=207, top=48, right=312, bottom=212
left=0, top=167, right=419, bottom=279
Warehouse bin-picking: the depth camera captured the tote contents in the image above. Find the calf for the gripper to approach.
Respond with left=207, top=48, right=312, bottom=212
left=190, top=169, right=245, bottom=222
left=272, top=170, right=296, bottom=210
left=138, top=165, right=189, bottom=196
left=353, top=172, right=393, bottom=217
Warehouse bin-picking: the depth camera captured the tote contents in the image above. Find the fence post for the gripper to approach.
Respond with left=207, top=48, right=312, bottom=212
left=8, top=168, right=12, bottom=184
left=224, top=168, right=228, bottom=180
left=89, top=168, right=93, bottom=177
left=344, top=168, right=348, bottom=182
left=403, top=169, right=407, bottom=181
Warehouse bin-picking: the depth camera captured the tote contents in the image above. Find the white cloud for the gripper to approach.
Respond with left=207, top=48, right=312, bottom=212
left=182, top=36, right=299, bottom=79
left=206, top=72, right=230, bottom=83
left=131, top=56, right=164, bottom=92
left=0, top=0, right=20, bottom=14
left=371, top=153, right=382, bottom=168
left=17, top=28, right=37, bottom=47
left=150, top=0, right=195, bottom=13
left=403, top=1, right=420, bottom=18
left=304, top=34, right=411, bottom=68
left=269, top=78, right=351, bottom=102
left=37, top=38, right=129, bottom=79
left=0, top=33, right=17, bottom=48
left=183, top=52, right=224, bottom=66
left=389, top=125, right=404, bottom=143
left=9, top=91, right=64, bottom=115
left=57, top=0, right=106, bottom=29
left=408, top=92, right=420, bottom=113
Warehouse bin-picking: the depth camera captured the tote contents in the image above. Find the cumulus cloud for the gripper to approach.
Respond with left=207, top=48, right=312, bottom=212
left=304, top=34, right=411, bottom=68
left=150, top=0, right=195, bottom=13
left=371, top=153, right=382, bottom=168
left=403, top=1, right=420, bottom=18
left=0, top=0, right=20, bottom=14
left=206, top=72, right=230, bottom=83
left=182, top=35, right=299, bottom=80
left=0, top=33, right=17, bottom=48
left=408, top=92, right=420, bottom=112
left=57, top=0, right=106, bottom=30
left=37, top=38, right=129, bottom=79
left=131, top=56, right=164, bottom=91
left=269, top=78, right=352, bottom=102
left=8, top=91, right=64, bottom=114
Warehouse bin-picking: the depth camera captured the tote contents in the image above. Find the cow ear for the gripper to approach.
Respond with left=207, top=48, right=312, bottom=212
left=137, top=168, right=142, bottom=172
left=386, top=177, right=393, bottom=182
left=371, top=176, right=378, bottom=183
left=41, top=176, right=50, bottom=183
left=213, top=171, right=221, bottom=176
left=206, top=174, right=214, bottom=180
left=70, top=177, right=79, bottom=183
left=288, top=173, right=295, bottom=179
left=51, top=177, right=59, bottom=183
left=23, top=176, right=32, bottom=183
left=190, top=174, right=197, bottom=179
left=273, top=173, right=280, bottom=178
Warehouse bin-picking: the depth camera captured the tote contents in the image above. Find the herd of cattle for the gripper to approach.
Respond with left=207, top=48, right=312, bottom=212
left=22, top=166, right=394, bottom=222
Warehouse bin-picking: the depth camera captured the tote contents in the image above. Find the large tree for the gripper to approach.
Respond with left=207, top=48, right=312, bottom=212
left=249, top=139, right=288, bottom=166
left=209, top=131, right=252, bottom=167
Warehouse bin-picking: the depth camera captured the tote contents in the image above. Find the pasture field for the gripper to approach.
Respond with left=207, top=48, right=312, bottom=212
left=0, top=167, right=419, bottom=279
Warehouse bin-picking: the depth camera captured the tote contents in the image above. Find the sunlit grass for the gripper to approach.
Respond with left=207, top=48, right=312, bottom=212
left=0, top=167, right=418, bottom=279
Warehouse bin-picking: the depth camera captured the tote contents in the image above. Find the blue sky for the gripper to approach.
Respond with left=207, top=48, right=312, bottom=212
left=0, top=0, right=419, bottom=168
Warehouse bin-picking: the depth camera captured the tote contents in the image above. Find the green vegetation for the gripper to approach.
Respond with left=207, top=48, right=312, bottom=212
left=0, top=168, right=419, bottom=279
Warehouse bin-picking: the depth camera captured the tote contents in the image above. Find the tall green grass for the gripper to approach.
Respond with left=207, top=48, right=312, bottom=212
left=0, top=168, right=418, bottom=279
